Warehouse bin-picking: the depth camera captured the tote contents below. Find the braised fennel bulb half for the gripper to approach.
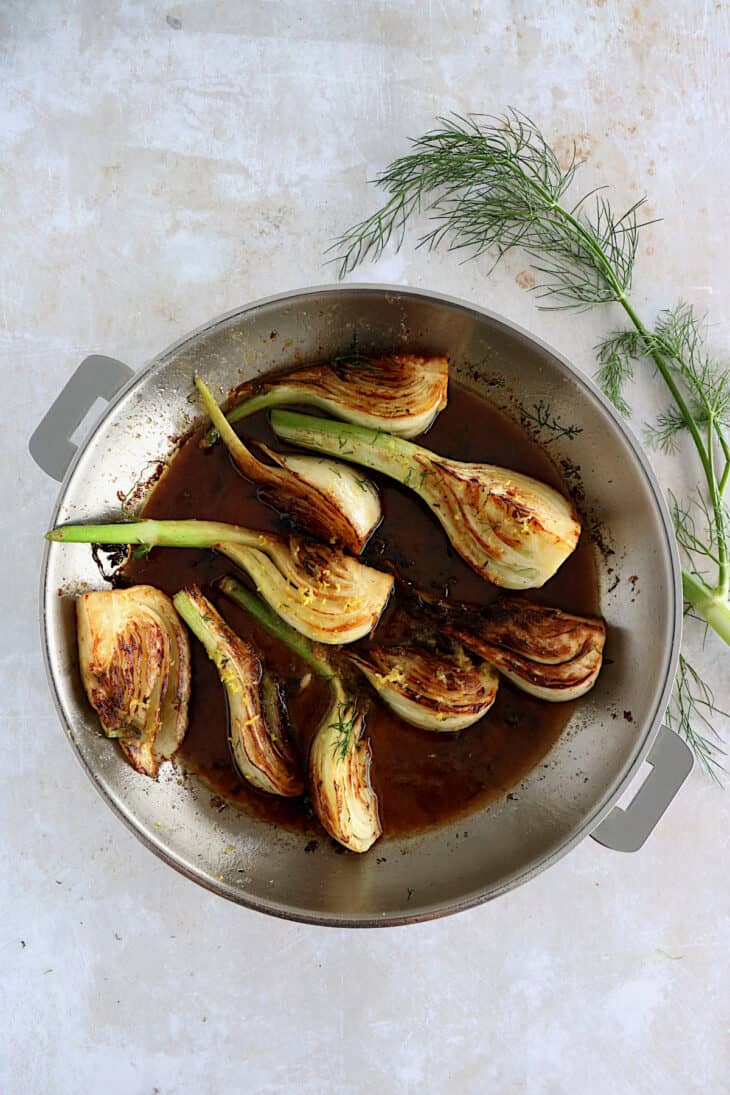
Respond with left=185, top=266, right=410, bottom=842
left=270, top=411, right=581, bottom=589
left=449, top=598, right=606, bottom=702
left=195, top=376, right=381, bottom=554
left=46, top=518, right=393, bottom=645
left=212, top=354, right=449, bottom=441
left=173, top=588, right=303, bottom=796
left=219, top=576, right=382, bottom=853
left=77, top=586, right=191, bottom=778
left=348, top=643, right=499, bottom=731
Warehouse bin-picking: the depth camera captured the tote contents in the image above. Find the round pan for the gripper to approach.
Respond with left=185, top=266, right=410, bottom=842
left=34, top=285, right=687, bottom=926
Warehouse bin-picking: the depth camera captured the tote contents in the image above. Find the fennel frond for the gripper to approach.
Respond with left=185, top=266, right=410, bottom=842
left=333, top=107, right=730, bottom=770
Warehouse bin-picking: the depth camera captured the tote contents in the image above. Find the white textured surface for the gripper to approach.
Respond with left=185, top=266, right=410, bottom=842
left=3, top=2, right=730, bottom=1092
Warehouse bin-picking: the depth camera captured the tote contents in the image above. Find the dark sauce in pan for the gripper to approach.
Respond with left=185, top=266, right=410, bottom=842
left=123, top=381, right=599, bottom=838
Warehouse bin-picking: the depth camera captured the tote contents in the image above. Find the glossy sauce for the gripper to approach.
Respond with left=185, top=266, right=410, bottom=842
left=124, top=381, right=598, bottom=837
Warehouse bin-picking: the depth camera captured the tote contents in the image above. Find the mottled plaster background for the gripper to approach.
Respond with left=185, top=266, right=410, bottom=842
left=2, top=2, right=729, bottom=1092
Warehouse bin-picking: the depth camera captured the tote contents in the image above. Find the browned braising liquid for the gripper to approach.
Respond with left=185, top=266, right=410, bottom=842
left=123, top=381, right=598, bottom=838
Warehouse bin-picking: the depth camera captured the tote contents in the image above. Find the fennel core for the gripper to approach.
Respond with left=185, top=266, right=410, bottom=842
left=332, top=108, right=730, bottom=774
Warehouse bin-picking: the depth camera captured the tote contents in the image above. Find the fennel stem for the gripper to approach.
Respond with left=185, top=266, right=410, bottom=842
left=219, top=576, right=334, bottom=680
left=46, top=519, right=271, bottom=551
left=173, top=590, right=228, bottom=665
left=682, top=571, right=730, bottom=646
left=617, top=298, right=730, bottom=622
left=270, top=411, right=414, bottom=483
left=221, top=578, right=362, bottom=764
left=204, top=389, right=290, bottom=446
left=227, top=389, right=295, bottom=425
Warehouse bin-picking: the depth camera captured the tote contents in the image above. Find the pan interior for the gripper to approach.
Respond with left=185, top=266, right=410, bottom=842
left=42, top=287, right=679, bottom=924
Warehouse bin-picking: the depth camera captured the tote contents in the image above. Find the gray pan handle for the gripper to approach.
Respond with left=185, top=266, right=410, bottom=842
left=591, top=725, right=693, bottom=853
left=29, top=355, right=134, bottom=481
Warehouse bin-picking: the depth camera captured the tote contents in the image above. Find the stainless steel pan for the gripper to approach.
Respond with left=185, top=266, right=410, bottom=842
left=31, top=285, right=692, bottom=926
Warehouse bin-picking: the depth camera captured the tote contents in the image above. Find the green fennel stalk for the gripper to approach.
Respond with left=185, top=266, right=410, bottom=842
left=218, top=576, right=334, bottom=680
left=219, top=577, right=360, bottom=762
left=46, top=518, right=269, bottom=550
left=333, top=109, right=730, bottom=773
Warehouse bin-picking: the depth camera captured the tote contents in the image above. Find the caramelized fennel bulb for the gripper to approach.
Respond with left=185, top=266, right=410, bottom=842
left=219, top=576, right=382, bottom=852
left=46, top=519, right=393, bottom=645
left=77, top=586, right=190, bottom=778
left=217, top=354, right=449, bottom=440
left=218, top=538, right=392, bottom=645
left=173, top=587, right=303, bottom=796
left=349, top=644, right=499, bottom=731
left=195, top=376, right=381, bottom=554
left=450, top=598, right=606, bottom=701
left=308, top=679, right=381, bottom=853
left=270, top=411, right=581, bottom=589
